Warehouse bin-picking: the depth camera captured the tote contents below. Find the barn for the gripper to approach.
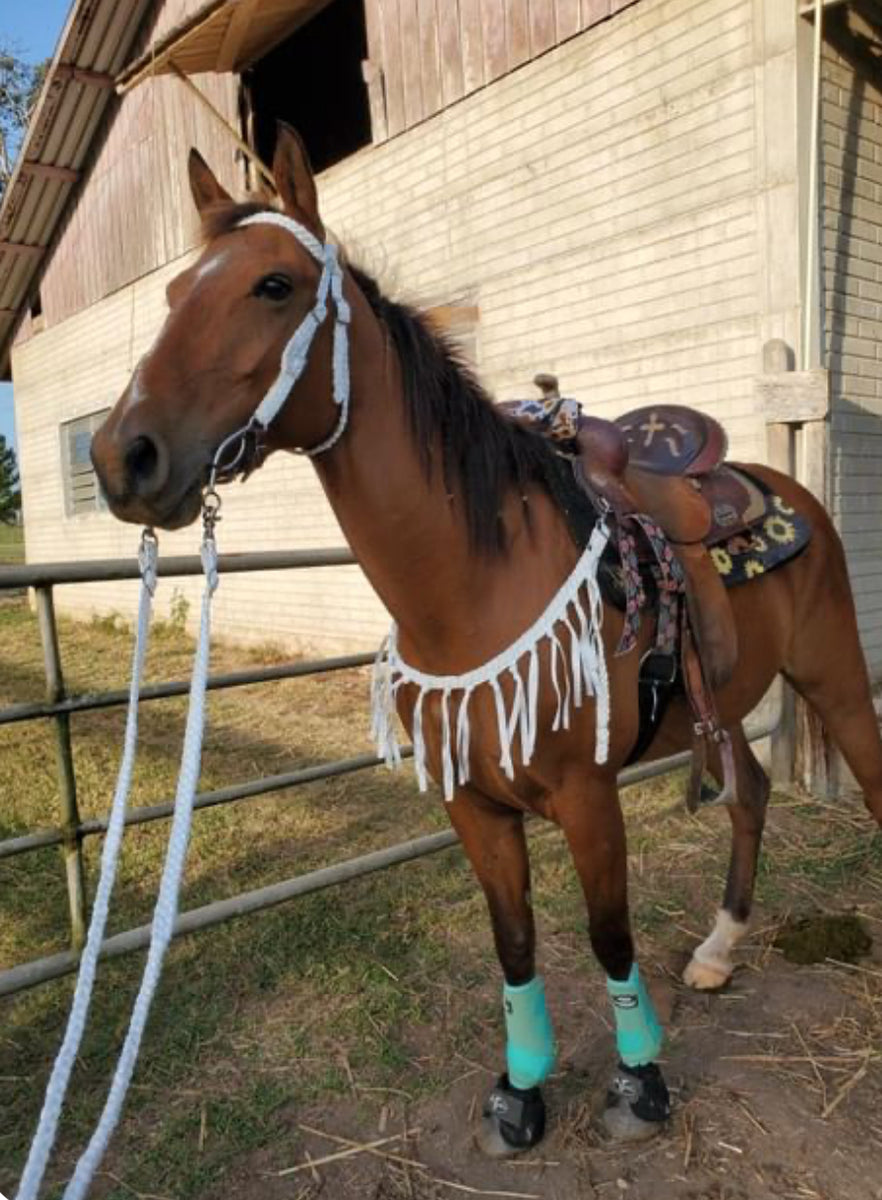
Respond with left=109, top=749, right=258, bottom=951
left=1, top=0, right=880, bottom=679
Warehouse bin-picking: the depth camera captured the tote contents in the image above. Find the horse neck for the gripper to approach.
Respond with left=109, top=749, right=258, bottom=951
left=309, top=281, right=576, bottom=672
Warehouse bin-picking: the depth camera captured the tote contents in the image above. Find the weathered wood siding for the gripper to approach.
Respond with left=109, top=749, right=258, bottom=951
left=822, top=38, right=882, bottom=675
left=14, top=0, right=767, bottom=654
left=366, top=0, right=640, bottom=137
left=12, top=0, right=241, bottom=345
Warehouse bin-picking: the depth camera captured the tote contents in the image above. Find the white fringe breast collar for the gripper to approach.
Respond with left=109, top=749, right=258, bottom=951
left=371, top=518, right=612, bottom=801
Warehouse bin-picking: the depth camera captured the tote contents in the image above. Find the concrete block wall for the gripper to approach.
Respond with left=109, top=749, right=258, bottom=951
left=13, top=0, right=767, bottom=654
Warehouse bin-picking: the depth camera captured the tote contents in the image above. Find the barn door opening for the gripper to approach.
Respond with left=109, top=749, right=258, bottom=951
left=244, top=0, right=372, bottom=176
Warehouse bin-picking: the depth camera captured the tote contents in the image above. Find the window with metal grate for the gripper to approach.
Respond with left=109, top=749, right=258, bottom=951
left=60, top=410, right=110, bottom=517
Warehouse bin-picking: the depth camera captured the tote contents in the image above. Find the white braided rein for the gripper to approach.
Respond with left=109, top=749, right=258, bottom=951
left=16, top=531, right=219, bottom=1200
left=15, top=533, right=158, bottom=1200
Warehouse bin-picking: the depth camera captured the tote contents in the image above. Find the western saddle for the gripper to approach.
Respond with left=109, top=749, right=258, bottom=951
left=514, top=376, right=772, bottom=807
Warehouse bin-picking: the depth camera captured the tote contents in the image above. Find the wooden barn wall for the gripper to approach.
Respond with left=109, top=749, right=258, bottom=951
left=11, top=0, right=241, bottom=347
left=366, top=0, right=640, bottom=138
left=822, top=39, right=882, bottom=675
left=14, top=0, right=765, bottom=655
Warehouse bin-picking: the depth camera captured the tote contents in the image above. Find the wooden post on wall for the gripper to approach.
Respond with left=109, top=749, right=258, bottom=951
left=762, top=339, right=797, bottom=788
left=759, top=338, right=832, bottom=796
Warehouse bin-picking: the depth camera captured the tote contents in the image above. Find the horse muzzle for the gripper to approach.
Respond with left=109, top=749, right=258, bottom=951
left=91, top=424, right=203, bottom=530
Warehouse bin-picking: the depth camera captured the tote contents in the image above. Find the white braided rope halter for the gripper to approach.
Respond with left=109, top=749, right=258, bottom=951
left=211, top=211, right=352, bottom=476
left=17, top=210, right=348, bottom=1200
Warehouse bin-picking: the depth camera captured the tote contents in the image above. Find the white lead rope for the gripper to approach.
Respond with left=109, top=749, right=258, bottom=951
left=15, top=532, right=158, bottom=1200
left=17, top=529, right=219, bottom=1200
left=18, top=207, right=350, bottom=1200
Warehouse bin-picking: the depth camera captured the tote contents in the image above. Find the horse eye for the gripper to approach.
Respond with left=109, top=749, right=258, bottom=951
left=253, top=273, right=293, bottom=302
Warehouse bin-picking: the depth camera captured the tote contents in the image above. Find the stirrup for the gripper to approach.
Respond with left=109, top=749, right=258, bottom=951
left=687, top=722, right=737, bottom=812
left=681, top=613, right=737, bottom=812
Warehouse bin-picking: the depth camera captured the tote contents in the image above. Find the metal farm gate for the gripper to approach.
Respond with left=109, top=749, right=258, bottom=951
left=0, top=550, right=776, bottom=998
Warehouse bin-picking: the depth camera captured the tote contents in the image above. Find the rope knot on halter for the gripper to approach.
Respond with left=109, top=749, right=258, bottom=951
left=137, top=529, right=159, bottom=597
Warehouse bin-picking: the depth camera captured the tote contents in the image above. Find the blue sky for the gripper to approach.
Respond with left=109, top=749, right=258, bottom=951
left=0, top=0, right=72, bottom=451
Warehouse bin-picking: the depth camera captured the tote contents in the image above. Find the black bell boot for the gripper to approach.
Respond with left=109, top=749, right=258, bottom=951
left=477, top=1073, right=547, bottom=1158
left=603, top=1060, right=671, bottom=1141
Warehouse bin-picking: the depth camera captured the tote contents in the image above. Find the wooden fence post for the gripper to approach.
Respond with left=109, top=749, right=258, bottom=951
left=759, top=338, right=832, bottom=797
left=35, top=585, right=88, bottom=950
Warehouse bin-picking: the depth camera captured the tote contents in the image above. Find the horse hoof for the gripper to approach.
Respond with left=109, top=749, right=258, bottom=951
left=603, top=1062, right=670, bottom=1143
left=477, top=1113, right=535, bottom=1158
left=477, top=1075, right=545, bottom=1158
left=683, top=956, right=731, bottom=991
left=602, top=1101, right=664, bottom=1142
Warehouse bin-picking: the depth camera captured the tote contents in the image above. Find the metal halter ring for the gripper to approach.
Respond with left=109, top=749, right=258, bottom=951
left=208, top=425, right=250, bottom=490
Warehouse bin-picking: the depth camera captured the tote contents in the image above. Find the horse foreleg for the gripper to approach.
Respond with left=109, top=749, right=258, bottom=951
left=684, top=725, right=769, bottom=990
left=446, top=787, right=553, bottom=1157
left=556, top=774, right=671, bottom=1141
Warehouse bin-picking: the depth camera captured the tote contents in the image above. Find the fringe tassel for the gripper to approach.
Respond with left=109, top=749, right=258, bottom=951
left=440, top=689, right=454, bottom=801
left=412, top=687, right=428, bottom=791
left=456, top=688, right=474, bottom=786
left=372, top=519, right=611, bottom=801
left=492, top=676, right=515, bottom=781
left=370, top=636, right=401, bottom=768
left=564, top=614, right=582, bottom=708
left=508, top=665, right=527, bottom=766
left=525, top=647, right=539, bottom=760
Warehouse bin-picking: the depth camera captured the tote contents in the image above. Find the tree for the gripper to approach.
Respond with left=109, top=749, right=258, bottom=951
left=0, top=48, right=46, bottom=199
left=0, top=435, right=20, bottom=524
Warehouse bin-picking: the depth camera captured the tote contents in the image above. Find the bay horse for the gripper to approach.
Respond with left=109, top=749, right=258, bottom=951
left=91, top=126, right=882, bottom=1155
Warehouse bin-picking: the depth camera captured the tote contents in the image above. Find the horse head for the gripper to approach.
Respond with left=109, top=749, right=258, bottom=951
left=91, top=124, right=342, bottom=530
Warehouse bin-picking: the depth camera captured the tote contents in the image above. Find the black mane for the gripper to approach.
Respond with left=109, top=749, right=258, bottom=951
left=349, top=265, right=596, bottom=554
left=207, top=202, right=595, bottom=554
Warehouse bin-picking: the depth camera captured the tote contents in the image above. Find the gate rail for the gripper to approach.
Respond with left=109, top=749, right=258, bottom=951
left=0, top=548, right=380, bottom=983
left=0, top=549, right=776, bottom=999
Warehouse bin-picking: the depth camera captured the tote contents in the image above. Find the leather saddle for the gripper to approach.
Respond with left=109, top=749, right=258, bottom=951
left=576, top=404, right=762, bottom=692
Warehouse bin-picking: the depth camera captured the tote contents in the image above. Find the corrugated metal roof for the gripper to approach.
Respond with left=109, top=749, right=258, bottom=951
left=0, top=0, right=154, bottom=378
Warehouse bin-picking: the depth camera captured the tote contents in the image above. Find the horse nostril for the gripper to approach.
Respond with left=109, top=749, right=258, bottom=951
left=124, top=435, right=160, bottom=492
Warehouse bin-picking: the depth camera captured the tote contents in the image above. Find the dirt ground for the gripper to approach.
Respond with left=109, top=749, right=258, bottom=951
left=197, top=911, right=882, bottom=1200
left=3, top=599, right=881, bottom=1200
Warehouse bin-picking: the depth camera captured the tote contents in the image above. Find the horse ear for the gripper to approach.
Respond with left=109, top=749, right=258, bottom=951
left=188, top=148, right=232, bottom=216
left=272, top=123, right=324, bottom=236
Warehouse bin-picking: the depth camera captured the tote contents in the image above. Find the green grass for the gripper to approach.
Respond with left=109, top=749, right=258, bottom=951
left=0, top=598, right=494, bottom=1197
left=1, top=595, right=879, bottom=1198
left=0, top=522, right=24, bottom=564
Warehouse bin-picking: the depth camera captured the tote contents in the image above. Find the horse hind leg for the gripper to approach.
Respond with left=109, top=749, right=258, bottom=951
left=782, top=578, right=882, bottom=825
left=683, top=724, right=770, bottom=990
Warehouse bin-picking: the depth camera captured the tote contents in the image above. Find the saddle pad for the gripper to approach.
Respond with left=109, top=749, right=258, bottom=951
left=597, top=468, right=812, bottom=611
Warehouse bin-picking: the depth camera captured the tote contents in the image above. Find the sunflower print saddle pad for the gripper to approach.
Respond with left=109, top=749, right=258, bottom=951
left=709, top=472, right=811, bottom=589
